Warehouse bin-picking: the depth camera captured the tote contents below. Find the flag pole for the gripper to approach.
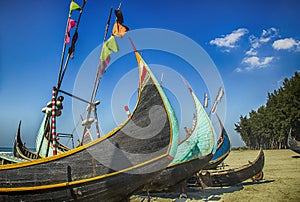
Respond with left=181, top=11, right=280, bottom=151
left=50, top=0, right=86, bottom=155
left=57, top=0, right=87, bottom=90
left=57, top=0, right=74, bottom=89
left=81, top=3, right=124, bottom=144
left=91, top=2, right=122, bottom=102
left=81, top=7, right=114, bottom=144
left=81, top=3, right=122, bottom=143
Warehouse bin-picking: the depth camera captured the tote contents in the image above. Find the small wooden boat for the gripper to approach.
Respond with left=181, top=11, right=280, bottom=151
left=13, top=107, right=70, bottom=161
left=203, top=115, right=231, bottom=169
left=140, top=79, right=214, bottom=192
left=199, top=149, right=265, bottom=187
left=13, top=122, right=41, bottom=160
left=287, top=128, right=300, bottom=154
left=143, top=154, right=213, bottom=192
left=0, top=42, right=179, bottom=201
left=0, top=153, right=26, bottom=165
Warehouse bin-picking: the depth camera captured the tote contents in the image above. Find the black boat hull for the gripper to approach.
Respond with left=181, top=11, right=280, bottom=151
left=199, top=149, right=265, bottom=187
left=0, top=157, right=171, bottom=202
left=142, top=153, right=213, bottom=192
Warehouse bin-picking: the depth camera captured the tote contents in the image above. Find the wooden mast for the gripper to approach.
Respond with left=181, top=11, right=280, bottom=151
left=50, top=0, right=87, bottom=155
left=81, top=3, right=122, bottom=143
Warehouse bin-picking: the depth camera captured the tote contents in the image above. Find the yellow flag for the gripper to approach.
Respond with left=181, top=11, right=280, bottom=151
left=100, top=36, right=119, bottom=62
left=70, top=1, right=82, bottom=14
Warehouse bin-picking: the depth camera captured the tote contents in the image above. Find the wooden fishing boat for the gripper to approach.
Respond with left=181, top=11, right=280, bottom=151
left=287, top=128, right=300, bottom=154
left=143, top=154, right=213, bottom=193
left=13, top=119, right=69, bottom=161
left=203, top=115, right=231, bottom=169
left=0, top=44, right=179, bottom=201
left=13, top=100, right=71, bottom=161
left=0, top=153, right=26, bottom=165
left=13, top=122, right=41, bottom=160
left=140, top=80, right=214, bottom=193
left=198, top=149, right=265, bottom=187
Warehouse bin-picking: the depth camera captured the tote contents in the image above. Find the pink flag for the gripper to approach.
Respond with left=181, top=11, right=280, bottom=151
left=96, top=56, right=111, bottom=80
left=65, top=19, right=76, bottom=44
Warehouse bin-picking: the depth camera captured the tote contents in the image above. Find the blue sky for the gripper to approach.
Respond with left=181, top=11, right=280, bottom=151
left=1, top=0, right=300, bottom=148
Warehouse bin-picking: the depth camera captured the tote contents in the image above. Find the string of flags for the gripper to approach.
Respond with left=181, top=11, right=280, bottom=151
left=112, top=9, right=130, bottom=38
left=100, top=8, right=130, bottom=63
left=66, top=19, right=76, bottom=44
left=69, top=1, right=82, bottom=16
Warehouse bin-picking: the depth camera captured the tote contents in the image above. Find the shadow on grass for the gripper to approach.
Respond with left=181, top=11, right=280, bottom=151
left=291, top=155, right=300, bottom=158
left=242, top=179, right=275, bottom=186
left=187, top=185, right=244, bottom=200
left=134, top=185, right=243, bottom=201
left=133, top=180, right=275, bottom=201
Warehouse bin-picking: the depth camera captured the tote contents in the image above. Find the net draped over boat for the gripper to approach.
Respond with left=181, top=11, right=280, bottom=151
left=171, top=89, right=214, bottom=164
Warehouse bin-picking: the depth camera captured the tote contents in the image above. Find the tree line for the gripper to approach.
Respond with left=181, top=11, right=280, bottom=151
left=235, top=72, right=300, bottom=149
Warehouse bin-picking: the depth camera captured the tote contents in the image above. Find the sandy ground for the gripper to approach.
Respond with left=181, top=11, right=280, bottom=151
left=130, top=149, right=300, bottom=202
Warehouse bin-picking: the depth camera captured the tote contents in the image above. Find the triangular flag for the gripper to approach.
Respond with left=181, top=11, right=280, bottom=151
left=70, top=1, right=82, bottom=13
left=100, top=36, right=119, bottom=61
left=112, top=22, right=130, bottom=38
left=97, top=56, right=111, bottom=80
left=65, top=19, right=76, bottom=44
left=106, top=35, right=119, bottom=52
left=67, top=19, right=76, bottom=32
left=100, top=42, right=112, bottom=62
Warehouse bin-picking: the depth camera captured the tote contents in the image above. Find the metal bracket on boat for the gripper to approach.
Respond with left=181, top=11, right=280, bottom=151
left=57, top=133, right=74, bottom=138
left=58, top=89, right=100, bottom=106
left=81, top=101, right=100, bottom=129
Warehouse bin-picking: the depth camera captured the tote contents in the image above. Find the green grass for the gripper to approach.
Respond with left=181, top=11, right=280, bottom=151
left=130, top=149, right=300, bottom=202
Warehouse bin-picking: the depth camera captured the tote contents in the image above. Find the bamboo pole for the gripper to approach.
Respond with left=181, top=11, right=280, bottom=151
left=56, top=0, right=74, bottom=89
left=81, top=3, right=122, bottom=144
left=57, top=0, right=87, bottom=90
left=81, top=7, right=113, bottom=143
left=50, top=0, right=87, bottom=155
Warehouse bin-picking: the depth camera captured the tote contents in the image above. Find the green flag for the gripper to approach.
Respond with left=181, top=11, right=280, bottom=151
left=70, top=1, right=82, bottom=13
left=106, top=35, right=119, bottom=52
left=100, top=44, right=112, bottom=62
left=100, top=36, right=119, bottom=61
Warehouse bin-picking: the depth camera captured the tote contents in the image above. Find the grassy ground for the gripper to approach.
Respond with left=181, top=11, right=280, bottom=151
left=130, top=149, right=300, bottom=202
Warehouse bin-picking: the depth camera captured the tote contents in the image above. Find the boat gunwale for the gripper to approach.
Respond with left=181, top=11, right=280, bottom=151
left=167, top=152, right=213, bottom=168
left=0, top=153, right=169, bottom=193
left=204, top=149, right=264, bottom=176
left=206, top=117, right=232, bottom=167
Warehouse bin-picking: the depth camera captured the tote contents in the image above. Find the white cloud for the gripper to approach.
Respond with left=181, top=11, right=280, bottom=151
left=236, top=28, right=279, bottom=73
left=210, top=28, right=248, bottom=50
left=260, top=27, right=279, bottom=43
left=244, top=28, right=278, bottom=62
left=242, top=56, right=274, bottom=71
left=235, top=56, right=274, bottom=72
left=272, top=38, right=300, bottom=51
left=248, top=27, right=279, bottom=50
left=235, top=67, right=242, bottom=73
left=245, top=47, right=257, bottom=56
left=249, top=35, right=260, bottom=49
